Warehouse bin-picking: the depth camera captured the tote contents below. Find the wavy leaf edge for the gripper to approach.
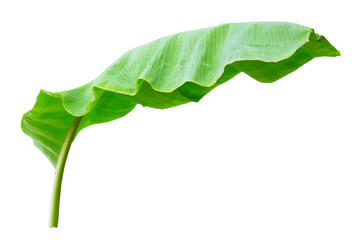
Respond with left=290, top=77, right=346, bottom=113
left=39, top=28, right=337, bottom=119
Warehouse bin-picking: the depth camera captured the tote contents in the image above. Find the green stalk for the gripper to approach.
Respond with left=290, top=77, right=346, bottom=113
left=49, top=116, right=82, bottom=228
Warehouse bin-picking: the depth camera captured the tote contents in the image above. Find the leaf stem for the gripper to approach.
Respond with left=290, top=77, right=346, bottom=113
left=49, top=116, right=82, bottom=228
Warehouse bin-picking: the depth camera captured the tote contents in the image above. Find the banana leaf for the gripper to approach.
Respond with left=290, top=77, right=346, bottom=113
left=21, top=22, right=340, bottom=227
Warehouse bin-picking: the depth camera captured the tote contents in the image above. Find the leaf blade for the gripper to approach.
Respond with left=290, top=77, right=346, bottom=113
left=21, top=22, right=340, bottom=167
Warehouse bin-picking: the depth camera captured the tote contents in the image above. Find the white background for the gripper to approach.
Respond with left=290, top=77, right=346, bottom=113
left=0, top=0, right=359, bottom=239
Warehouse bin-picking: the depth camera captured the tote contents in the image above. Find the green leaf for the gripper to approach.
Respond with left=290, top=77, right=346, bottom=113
left=21, top=22, right=340, bottom=227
